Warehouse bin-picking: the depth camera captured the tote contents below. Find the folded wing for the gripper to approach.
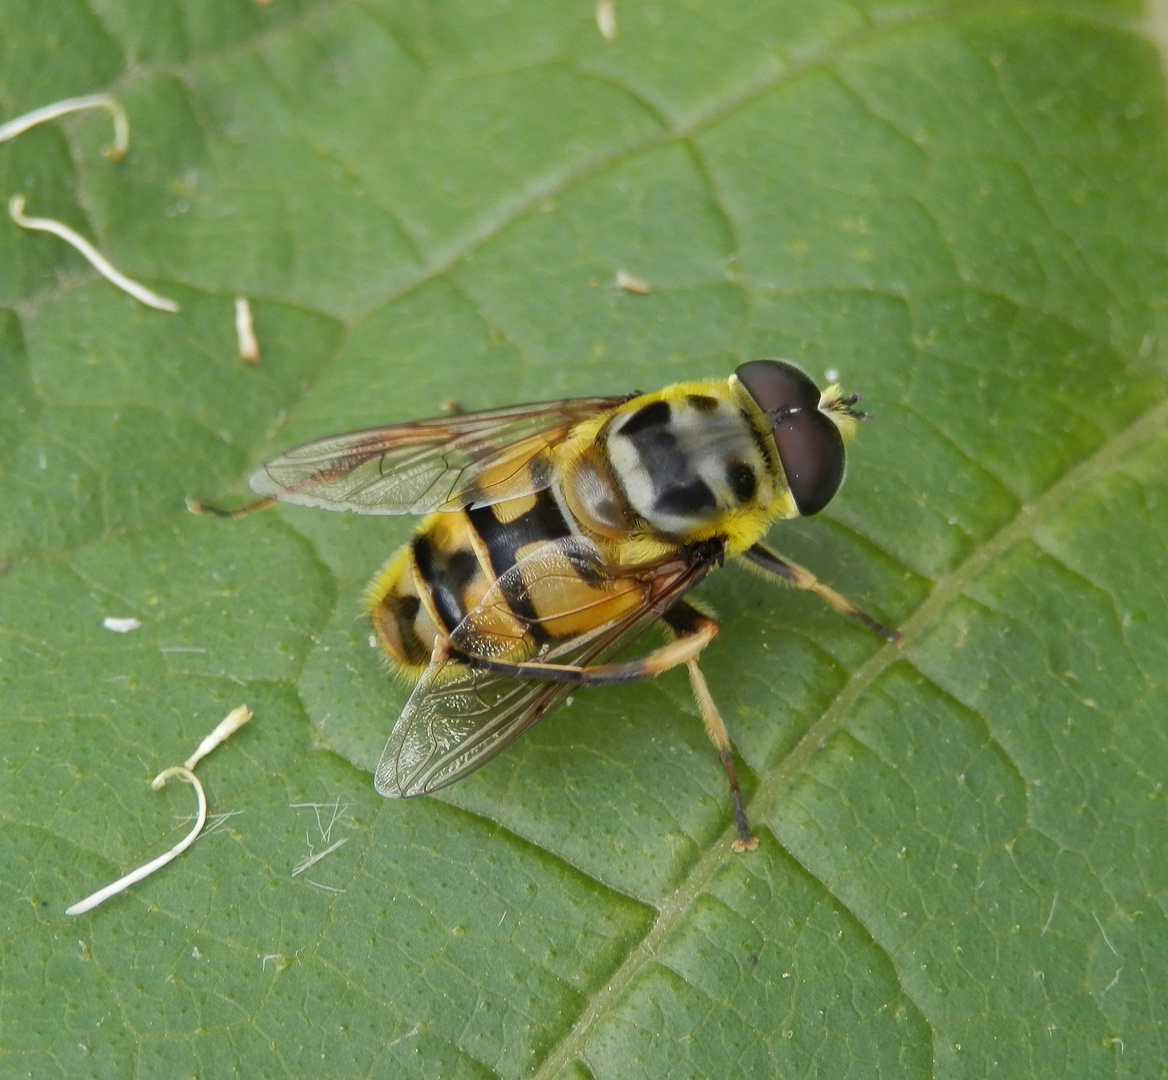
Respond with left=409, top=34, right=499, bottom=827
left=376, top=536, right=718, bottom=797
left=249, top=397, right=626, bottom=515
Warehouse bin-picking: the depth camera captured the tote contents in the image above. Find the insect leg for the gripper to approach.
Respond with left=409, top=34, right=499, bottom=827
left=743, top=541, right=902, bottom=643
left=685, top=657, right=757, bottom=852
left=662, top=600, right=757, bottom=851
left=446, top=598, right=757, bottom=851
left=186, top=495, right=277, bottom=519
left=445, top=615, right=718, bottom=687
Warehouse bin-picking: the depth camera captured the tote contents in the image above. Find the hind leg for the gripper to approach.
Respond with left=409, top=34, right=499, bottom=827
left=448, top=599, right=757, bottom=850
left=186, top=495, right=277, bottom=519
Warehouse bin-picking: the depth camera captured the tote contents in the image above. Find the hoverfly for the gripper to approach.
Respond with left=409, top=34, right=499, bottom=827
left=195, top=361, right=899, bottom=850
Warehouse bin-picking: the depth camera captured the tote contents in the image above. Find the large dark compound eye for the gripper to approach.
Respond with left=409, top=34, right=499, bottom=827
left=735, top=360, right=846, bottom=516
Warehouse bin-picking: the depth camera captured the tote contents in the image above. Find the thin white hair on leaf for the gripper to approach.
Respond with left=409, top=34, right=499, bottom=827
left=200, top=809, right=246, bottom=836
left=289, top=797, right=350, bottom=843
left=291, top=837, right=349, bottom=877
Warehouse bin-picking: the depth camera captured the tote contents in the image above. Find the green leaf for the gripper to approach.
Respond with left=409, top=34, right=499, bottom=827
left=2, top=1, right=1167, bottom=1077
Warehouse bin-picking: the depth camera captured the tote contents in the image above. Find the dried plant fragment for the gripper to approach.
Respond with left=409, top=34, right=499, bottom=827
left=184, top=705, right=253, bottom=770
left=9, top=195, right=180, bottom=312
left=65, top=767, right=206, bottom=916
left=65, top=706, right=253, bottom=915
left=0, top=93, right=129, bottom=160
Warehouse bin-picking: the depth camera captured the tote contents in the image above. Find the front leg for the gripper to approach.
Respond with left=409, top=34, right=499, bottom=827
left=744, top=542, right=902, bottom=643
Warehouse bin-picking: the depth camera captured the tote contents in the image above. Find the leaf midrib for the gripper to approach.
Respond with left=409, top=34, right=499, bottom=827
left=528, top=390, right=1168, bottom=1080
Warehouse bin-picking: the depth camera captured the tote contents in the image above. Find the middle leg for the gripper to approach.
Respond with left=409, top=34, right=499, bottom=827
left=744, top=541, right=902, bottom=643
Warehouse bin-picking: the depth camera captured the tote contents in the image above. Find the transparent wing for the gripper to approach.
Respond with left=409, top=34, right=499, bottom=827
left=249, top=396, right=626, bottom=515
left=375, top=536, right=718, bottom=797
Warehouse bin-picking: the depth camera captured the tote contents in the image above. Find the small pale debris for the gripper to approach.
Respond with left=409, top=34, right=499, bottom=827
left=184, top=705, right=252, bottom=770
left=596, top=0, right=617, bottom=39
left=615, top=270, right=651, bottom=294
left=825, top=368, right=840, bottom=383
left=103, top=617, right=141, bottom=633
left=234, top=297, right=260, bottom=363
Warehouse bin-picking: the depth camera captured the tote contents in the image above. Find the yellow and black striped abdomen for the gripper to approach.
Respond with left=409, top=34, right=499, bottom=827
left=368, top=487, right=578, bottom=675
